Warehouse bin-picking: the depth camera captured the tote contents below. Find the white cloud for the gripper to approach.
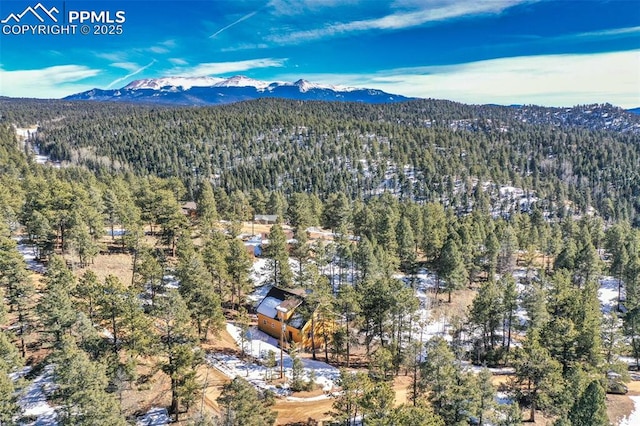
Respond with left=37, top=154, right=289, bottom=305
left=95, top=52, right=127, bottom=62
left=570, top=25, right=640, bottom=40
left=268, top=0, right=526, bottom=43
left=169, top=58, right=286, bottom=77
left=110, top=62, right=141, bottom=72
left=107, top=60, right=157, bottom=88
left=0, top=65, right=100, bottom=98
left=267, top=0, right=353, bottom=16
left=169, top=58, right=188, bottom=66
left=274, top=50, right=640, bottom=108
left=220, top=43, right=270, bottom=52
left=149, top=46, right=169, bottom=54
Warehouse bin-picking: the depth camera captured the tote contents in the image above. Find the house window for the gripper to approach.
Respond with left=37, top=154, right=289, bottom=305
left=271, top=323, right=275, bottom=328
left=263, top=320, right=267, bottom=325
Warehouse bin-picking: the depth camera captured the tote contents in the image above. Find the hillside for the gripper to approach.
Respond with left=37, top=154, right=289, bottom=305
left=2, top=96, right=640, bottom=425
left=4, top=97, right=640, bottom=224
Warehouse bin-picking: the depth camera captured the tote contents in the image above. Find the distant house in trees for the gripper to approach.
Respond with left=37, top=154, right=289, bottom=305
left=256, top=287, right=332, bottom=350
left=254, top=214, right=278, bottom=224
left=181, top=201, right=198, bottom=218
left=306, top=226, right=335, bottom=241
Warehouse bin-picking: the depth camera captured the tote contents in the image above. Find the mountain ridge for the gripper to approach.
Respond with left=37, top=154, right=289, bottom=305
left=65, top=75, right=411, bottom=106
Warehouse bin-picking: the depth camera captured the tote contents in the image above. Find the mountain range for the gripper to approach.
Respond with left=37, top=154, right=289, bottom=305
left=65, top=75, right=411, bottom=106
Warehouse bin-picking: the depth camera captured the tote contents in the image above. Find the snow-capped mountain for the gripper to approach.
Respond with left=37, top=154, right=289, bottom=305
left=124, top=76, right=225, bottom=91
left=65, top=75, right=411, bottom=106
left=213, top=75, right=272, bottom=90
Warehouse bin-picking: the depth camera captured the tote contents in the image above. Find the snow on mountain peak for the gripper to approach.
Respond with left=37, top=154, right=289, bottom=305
left=125, top=76, right=224, bottom=91
left=213, top=75, right=270, bottom=90
left=293, top=79, right=319, bottom=92
left=123, top=76, right=360, bottom=94
left=292, top=79, right=359, bottom=93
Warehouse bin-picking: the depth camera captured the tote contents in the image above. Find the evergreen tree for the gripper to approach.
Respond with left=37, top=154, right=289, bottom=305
left=177, top=248, right=224, bottom=340
left=500, top=274, right=518, bottom=352
left=567, top=380, right=609, bottom=426
left=420, top=337, right=473, bottom=425
left=154, top=290, right=202, bottom=421
left=97, top=275, right=128, bottom=354
left=0, top=236, right=34, bottom=357
left=217, top=377, right=277, bottom=426
left=133, top=245, right=164, bottom=305
left=321, top=192, right=350, bottom=232
left=473, top=367, right=497, bottom=426
left=291, top=227, right=310, bottom=285
left=202, top=231, right=230, bottom=301
left=438, top=238, right=468, bottom=303
left=0, top=297, right=20, bottom=423
left=335, top=284, right=361, bottom=366
left=421, top=202, right=447, bottom=261
left=74, top=270, right=100, bottom=324
left=264, top=224, right=293, bottom=287
left=360, top=380, right=395, bottom=423
left=53, top=337, right=127, bottom=425
left=495, top=402, right=522, bottom=426
left=353, top=236, right=378, bottom=286
left=289, top=343, right=310, bottom=392
left=511, top=331, right=564, bottom=422
left=68, top=219, right=99, bottom=267
left=573, top=227, right=600, bottom=287
left=226, top=238, right=253, bottom=309
left=496, top=224, right=518, bottom=273
left=286, top=193, right=312, bottom=231
left=332, top=369, right=368, bottom=426
left=38, top=255, right=77, bottom=345
left=397, top=216, right=417, bottom=273
left=386, top=404, right=444, bottom=426
left=0, top=365, right=18, bottom=425
left=265, top=191, right=286, bottom=219
left=196, top=181, right=218, bottom=237
left=470, top=280, right=503, bottom=364
left=605, top=223, right=630, bottom=311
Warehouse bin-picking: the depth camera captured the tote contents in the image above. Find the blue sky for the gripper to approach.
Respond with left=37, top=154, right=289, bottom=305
left=0, top=0, right=639, bottom=107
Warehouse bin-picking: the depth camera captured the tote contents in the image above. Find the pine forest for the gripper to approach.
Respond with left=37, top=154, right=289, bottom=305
left=1, top=97, right=640, bottom=425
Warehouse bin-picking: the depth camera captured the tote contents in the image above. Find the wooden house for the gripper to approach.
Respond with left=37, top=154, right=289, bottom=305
left=256, top=287, right=334, bottom=351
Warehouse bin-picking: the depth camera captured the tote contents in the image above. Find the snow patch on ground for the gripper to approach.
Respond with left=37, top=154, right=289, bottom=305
left=9, top=366, right=32, bottom=382
left=599, top=276, right=624, bottom=314
left=136, top=407, right=170, bottom=426
left=620, top=395, right=640, bottom=426
left=14, top=239, right=46, bottom=274
left=107, top=227, right=126, bottom=237
left=162, top=274, right=180, bottom=290
left=495, top=391, right=513, bottom=405
left=247, top=284, right=272, bottom=306
left=17, top=364, right=58, bottom=425
left=250, top=258, right=269, bottom=287
left=206, top=323, right=339, bottom=399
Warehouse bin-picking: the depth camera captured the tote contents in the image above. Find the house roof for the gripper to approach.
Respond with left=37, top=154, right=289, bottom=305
left=254, top=214, right=278, bottom=222
left=256, top=296, right=282, bottom=318
left=255, top=286, right=308, bottom=327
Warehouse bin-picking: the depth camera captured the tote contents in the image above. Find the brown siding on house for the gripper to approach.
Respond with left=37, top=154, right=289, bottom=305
left=255, top=286, right=337, bottom=351
left=257, top=313, right=304, bottom=345
left=300, top=315, right=337, bottom=350
left=257, top=313, right=282, bottom=340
